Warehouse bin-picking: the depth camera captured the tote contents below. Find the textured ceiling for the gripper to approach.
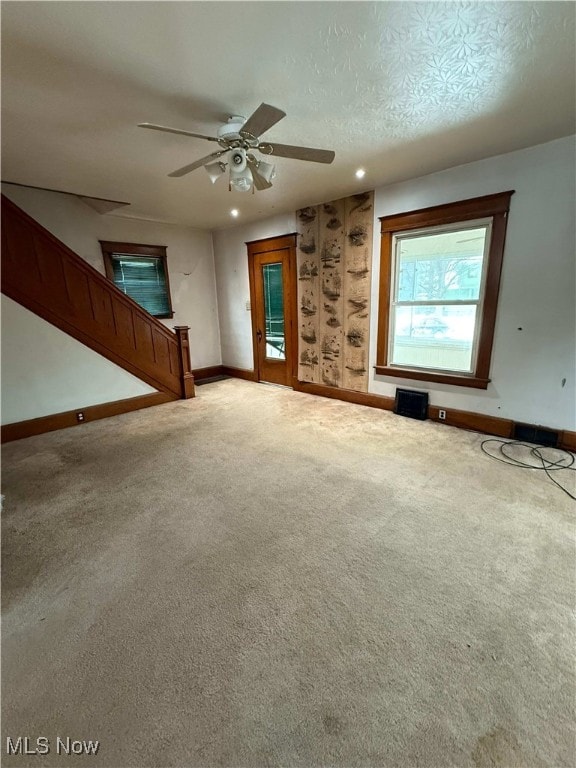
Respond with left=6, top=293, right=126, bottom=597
left=2, top=1, right=574, bottom=230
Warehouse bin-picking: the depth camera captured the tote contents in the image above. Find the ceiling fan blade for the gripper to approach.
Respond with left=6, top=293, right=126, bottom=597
left=138, top=123, right=219, bottom=142
left=240, top=103, right=286, bottom=139
left=168, top=151, right=228, bottom=178
left=259, top=142, right=335, bottom=164
left=246, top=157, right=273, bottom=191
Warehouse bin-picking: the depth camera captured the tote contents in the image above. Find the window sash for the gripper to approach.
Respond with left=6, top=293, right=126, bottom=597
left=388, top=219, right=492, bottom=375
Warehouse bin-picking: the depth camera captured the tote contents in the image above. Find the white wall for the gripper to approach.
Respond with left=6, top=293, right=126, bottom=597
left=1, top=185, right=221, bottom=369
left=370, top=136, right=576, bottom=430
left=212, top=137, right=576, bottom=430
left=213, top=212, right=296, bottom=370
left=1, top=295, right=155, bottom=424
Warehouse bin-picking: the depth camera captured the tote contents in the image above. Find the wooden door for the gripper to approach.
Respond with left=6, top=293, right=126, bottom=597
left=248, top=234, right=297, bottom=387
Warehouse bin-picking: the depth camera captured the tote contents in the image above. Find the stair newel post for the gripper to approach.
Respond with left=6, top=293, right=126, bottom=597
left=173, top=326, right=195, bottom=399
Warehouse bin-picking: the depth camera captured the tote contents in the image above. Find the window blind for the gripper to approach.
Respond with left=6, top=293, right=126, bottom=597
left=111, top=254, right=171, bottom=317
left=264, top=263, right=283, bottom=319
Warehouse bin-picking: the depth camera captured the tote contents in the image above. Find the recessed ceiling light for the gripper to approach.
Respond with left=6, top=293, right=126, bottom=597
left=230, top=209, right=239, bottom=217
left=355, top=168, right=366, bottom=179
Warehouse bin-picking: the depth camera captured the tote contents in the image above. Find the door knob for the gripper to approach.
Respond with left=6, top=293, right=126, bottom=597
left=256, top=329, right=262, bottom=341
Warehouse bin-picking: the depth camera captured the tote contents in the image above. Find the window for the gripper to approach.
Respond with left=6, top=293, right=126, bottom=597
left=100, top=241, right=173, bottom=318
left=376, top=191, right=514, bottom=389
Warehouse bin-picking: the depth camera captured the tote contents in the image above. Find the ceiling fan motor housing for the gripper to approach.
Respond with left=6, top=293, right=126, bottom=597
left=217, top=116, right=247, bottom=141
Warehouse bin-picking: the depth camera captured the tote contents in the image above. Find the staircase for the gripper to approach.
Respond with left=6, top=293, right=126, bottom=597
left=1, top=194, right=194, bottom=401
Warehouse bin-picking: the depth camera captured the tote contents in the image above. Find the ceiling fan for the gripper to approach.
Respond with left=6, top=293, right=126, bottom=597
left=138, top=103, right=335, bottom=192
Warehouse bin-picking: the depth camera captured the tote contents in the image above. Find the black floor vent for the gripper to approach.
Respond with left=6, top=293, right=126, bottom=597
left=195, top=375, right=230, bottom=386
left=512, top=423, right=559, bottom=447
left=394, top=388, right=429, bottom=420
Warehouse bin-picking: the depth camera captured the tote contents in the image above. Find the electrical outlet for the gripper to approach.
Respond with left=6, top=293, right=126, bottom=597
left=76, top=412, right=85, bottom=422
left=439, top=410, right=446, bottom=420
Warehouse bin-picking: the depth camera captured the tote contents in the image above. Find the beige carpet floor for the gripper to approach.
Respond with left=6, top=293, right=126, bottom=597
left=2, top=379, right=575, bottom=768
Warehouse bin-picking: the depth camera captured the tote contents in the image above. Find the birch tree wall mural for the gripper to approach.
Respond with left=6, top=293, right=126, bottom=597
left=296, top=190, right=374, bottom=392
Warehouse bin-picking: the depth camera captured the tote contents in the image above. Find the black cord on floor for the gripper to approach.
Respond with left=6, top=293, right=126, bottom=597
left=480, top=439, right=576, bottom=500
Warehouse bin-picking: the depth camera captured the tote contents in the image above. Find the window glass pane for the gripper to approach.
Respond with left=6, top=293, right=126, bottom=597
left=111, top=255, right=170, bottom=316
left=390, top=305, right=477, bottom=372
left=396, top=227, right=488, bottom=302
left=263, top=263, right=285, bottom=360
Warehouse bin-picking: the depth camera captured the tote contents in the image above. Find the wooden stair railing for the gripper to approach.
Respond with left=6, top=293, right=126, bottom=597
left=1, top=194, right=194, bottom=400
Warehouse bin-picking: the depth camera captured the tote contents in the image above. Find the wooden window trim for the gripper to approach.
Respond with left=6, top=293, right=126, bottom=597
left=99, top=240, right=174, bottom=319
left=375, top=191, right=514, bottom=389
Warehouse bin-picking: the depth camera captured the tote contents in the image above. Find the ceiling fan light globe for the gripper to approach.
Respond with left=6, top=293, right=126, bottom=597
left=229, top=165, right=253, bottom=192
left=257, top=160, right=276, bottom=183
left=205, top=161, right=226, bottom=184
left=231, top=178, right=252, bottom=192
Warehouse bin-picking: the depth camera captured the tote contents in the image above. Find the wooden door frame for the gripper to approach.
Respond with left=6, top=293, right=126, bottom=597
left=247, top=233, right=299, bottom=387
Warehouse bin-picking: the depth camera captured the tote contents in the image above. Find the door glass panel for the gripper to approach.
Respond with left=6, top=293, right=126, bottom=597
left=262, top=263, right=285, bottom=360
